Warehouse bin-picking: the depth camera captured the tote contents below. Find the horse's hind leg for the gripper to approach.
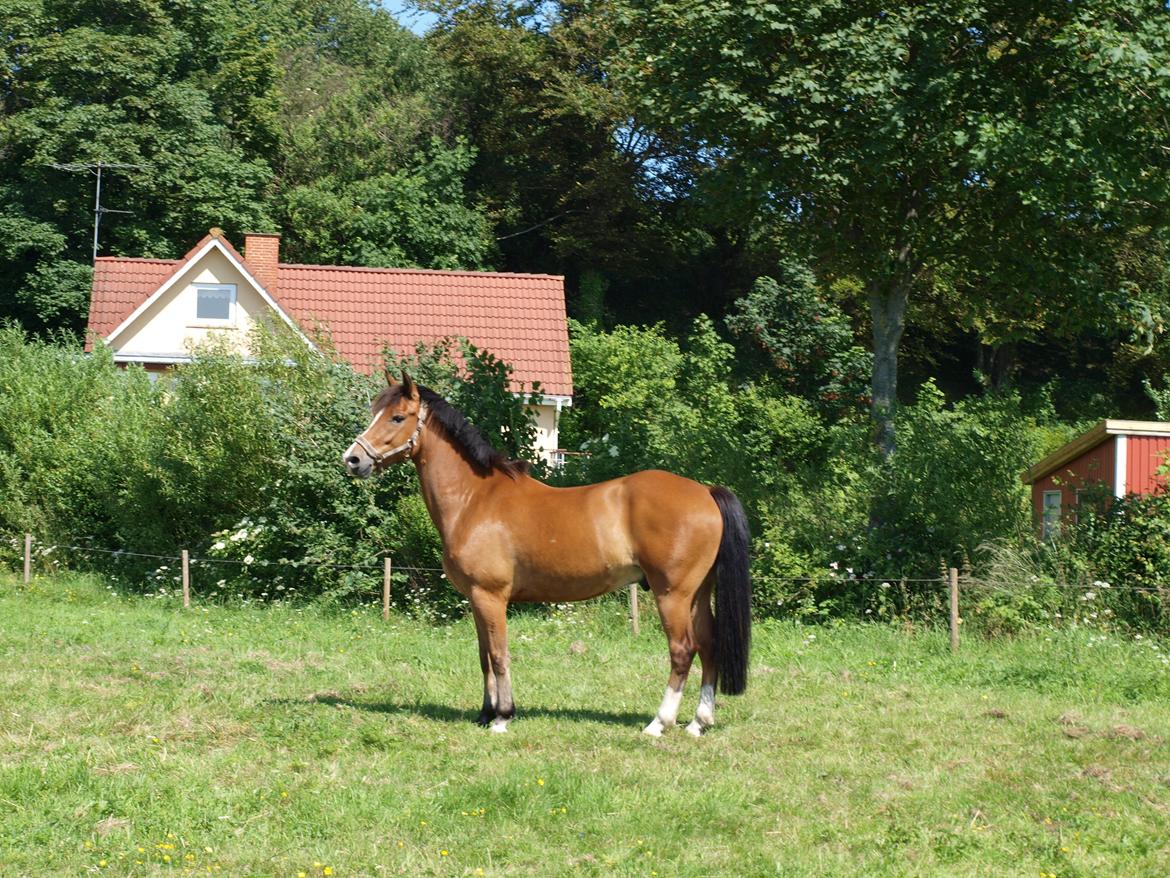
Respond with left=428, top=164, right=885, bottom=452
left=643, top=584, right=698, bottom=737
left=685, top=577, right=717, bottom=737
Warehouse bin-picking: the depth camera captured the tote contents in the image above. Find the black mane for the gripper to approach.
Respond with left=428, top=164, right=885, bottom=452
left=372, top=384, right=530, bottom=478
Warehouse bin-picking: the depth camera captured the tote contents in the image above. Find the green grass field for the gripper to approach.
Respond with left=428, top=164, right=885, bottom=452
left=1, top=573, right=1168, bottom=877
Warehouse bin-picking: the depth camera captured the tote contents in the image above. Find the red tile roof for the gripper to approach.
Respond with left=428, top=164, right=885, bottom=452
left=86, top=241, right=573, bottom=397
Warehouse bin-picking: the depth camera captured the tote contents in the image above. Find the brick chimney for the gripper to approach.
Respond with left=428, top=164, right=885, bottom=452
left=243, top=232, right=280, bottom=294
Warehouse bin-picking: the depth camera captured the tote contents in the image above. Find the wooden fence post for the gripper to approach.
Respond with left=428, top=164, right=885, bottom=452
left=181, top=549, right=190, bottom=609
left=948, top=567, right=960, bottom=654
left=629, top=583, right=640, bottom=635
left=383, top=557, right=392, bottom=622
left=23, top=534, right=32, bottom=583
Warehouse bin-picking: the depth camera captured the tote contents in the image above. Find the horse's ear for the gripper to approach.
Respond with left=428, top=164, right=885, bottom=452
left=402, top=370, right=418, bottom=399
left=383, top=366, right=394, bottom=387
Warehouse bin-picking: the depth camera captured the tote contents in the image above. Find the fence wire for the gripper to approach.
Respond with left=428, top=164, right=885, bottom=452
left=4, top=531, right=1169, bottom=593
left=3, top=537, right=444, bottom=574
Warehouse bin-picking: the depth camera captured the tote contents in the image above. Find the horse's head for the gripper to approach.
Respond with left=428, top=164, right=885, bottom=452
left=343, top=370, right=428, bottom=478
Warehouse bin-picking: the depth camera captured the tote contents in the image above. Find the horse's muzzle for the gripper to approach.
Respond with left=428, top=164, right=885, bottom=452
left=343, top=444, right=374, bottom=479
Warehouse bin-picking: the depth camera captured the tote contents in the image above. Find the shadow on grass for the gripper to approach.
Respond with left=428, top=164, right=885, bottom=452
left=267, top=695, right=647, bottom=727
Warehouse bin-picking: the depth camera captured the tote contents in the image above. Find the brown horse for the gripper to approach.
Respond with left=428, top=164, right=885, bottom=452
left=343, top=372, right=751, bottom=736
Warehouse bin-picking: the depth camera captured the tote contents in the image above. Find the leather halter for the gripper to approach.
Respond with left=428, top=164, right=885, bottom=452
left=355, top=402, right=428, bottom=467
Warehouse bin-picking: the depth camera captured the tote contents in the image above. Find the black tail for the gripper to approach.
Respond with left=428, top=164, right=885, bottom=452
left=710, top=486, right=751, bottom=695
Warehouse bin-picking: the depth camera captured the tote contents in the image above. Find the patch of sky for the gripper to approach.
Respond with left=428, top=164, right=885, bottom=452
left=381, top=1, right=440, bottom=36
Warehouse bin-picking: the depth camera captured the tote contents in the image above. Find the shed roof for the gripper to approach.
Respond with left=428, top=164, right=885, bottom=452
left=1021, top=419, right=1170, bottom=484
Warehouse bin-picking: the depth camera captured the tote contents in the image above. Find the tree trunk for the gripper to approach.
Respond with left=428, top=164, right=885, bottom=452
left=868, top=280, right=910, bottom=460
left=977, top=341, right=1018, bottom=390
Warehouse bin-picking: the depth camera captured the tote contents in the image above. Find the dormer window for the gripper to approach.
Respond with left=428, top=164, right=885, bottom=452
left=195, top=284, right=236, bottom=324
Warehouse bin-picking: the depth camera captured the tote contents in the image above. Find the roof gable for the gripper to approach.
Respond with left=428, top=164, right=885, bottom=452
left=99, top=232, right=309, bottom=349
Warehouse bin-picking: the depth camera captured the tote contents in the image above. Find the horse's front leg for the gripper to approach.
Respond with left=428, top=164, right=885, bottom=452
left=472, top=609, right=498, bottom=726
left=470, top=588, right=514, bottom=733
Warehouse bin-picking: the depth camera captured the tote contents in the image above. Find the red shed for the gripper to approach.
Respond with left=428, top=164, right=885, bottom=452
left=1021, top=420, right=1170, bottom=537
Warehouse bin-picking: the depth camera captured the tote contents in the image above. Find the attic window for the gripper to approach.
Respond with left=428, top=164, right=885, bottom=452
left=195, top=284, right=236, bottom=323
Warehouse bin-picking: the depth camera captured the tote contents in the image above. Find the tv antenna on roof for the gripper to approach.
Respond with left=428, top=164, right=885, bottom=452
left=49, top=160, right=144, bottom=262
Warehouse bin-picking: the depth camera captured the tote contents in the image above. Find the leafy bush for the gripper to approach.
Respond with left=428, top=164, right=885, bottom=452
left=0, top=322, right=540, bottom=616
left=726, top=261, right=871, bottom=419
left=1086, top=491, right=1170, bottom=629
left=4, top=316, right=1164, bottom=630
left=750, top=383, right=1063, bottom=620
left=870, top=381, right=1042, bottom=572
left=385, top=336, right=544, bottom=466
left=972, top=495, right=1170, bottom=636
left=0, top=325, right=158, bottom=548
left=556, top=314, right=762, bottom=488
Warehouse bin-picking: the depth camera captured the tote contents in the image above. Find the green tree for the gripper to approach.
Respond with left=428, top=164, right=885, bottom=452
left=612, top=1, right=1170, bottom=456
left=0, top=0, right=274, bottom=331
left=423, top=1, right=660, bottom=274
left=420, top=0, right=779, bottom=326
left=270, top=0, right=494, bottom=268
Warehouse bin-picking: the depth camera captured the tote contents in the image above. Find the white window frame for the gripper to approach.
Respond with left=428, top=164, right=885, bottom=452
left=192, top=283, right=237, bottom=326
left=1041, top=490, right=1062, bottom=540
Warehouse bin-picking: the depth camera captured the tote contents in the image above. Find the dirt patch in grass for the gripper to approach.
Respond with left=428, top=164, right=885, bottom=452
left=1108, top=724, right=1146, bottom=741
left=93, top=762, right=138, bottom=775
left=1080, top=764, right=1128, bottom=792
left=94, top=816, right=131, bottom=836
left=1058, top=711, right=1092, bottom=738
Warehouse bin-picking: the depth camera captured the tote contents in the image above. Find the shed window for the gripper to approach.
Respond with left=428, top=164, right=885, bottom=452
left=1075, top=488, right=1107, bottom=524
left=195, top=284, right=236, bottom=323
left=1041, top=491, right=1062, bottom=540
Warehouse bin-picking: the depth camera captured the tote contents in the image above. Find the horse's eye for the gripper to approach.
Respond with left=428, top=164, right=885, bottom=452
left=392, top=414, right=406, bottom=423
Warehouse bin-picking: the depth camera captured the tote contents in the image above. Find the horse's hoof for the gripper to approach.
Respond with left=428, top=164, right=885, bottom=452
left=489, top=718, right=510, bottom=733
left=642, top=718, right=665, bottom=737
left=684, top=720, right=705, bottom=737
left=475, top=711, right=494, bottom=727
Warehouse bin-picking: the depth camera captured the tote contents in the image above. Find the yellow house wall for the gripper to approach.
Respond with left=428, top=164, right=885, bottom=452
left=113, top=249, right=271, bottom=357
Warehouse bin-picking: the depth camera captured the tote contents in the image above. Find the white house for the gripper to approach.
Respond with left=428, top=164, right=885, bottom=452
left=85, top=229, right=573, bottom=458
